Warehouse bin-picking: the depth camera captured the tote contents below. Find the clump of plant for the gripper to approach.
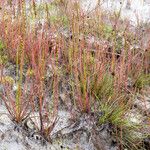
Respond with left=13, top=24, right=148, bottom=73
left=0, top=40, right=4, bottom=50
left=97, top=95, right=147, bottom=150
left=0, top=0, right=60, bottom=142
left=134, top=73, right=150, bottom=90
left=103, top=24, right=113, bottom=40
left=0, top=76, right=15, bottom=85
left=98, top=98, right=127, bottom=125
left=0, top=44, right=32, bottom=124
left=0, top=40, right=8, bottom=65
left=91, top=72, right=114, bottom=101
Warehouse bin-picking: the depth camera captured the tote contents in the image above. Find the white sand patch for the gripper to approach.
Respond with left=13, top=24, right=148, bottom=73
left=81, top=0, right=150, bottom=25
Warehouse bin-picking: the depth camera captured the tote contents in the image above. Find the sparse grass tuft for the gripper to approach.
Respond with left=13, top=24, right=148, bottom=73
left=134, top=73, right=150, bottom=90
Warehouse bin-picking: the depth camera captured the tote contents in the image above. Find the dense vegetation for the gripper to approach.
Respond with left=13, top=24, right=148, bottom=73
left=0, top=0, right=149, bottom=150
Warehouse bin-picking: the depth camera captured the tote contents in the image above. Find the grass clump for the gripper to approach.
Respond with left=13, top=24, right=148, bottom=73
left=103, top=24, right=113, bottom=40
left=134, top=73, right=150, bottom=90
left=0, top=40, right=8, bottom=65
left=0, top=40, right=4, bottom=50
left=91, top=73, right=114, bottom=101
left=99, top=101, right=126, bottom=125
left=98, top=97, right=147, bottom=150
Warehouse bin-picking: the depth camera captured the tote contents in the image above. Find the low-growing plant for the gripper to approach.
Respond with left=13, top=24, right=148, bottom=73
left=134, top=73, right=150, bottom=90
left=0, top=76, right=15, bottom=85
left=0, top=38, right=32, bottom=124
left=97, top=95, right=147, bottom=150
left=0, top=40, right=8, bottom=65
left=0, top=40, right=4, bottom=50
left=91, top=72, right=114, bottom=101
left=98, top=100, right=127, bottom=125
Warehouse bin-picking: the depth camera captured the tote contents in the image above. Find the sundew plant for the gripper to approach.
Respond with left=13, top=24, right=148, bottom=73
left=0, top=0, right=149, bottom=149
